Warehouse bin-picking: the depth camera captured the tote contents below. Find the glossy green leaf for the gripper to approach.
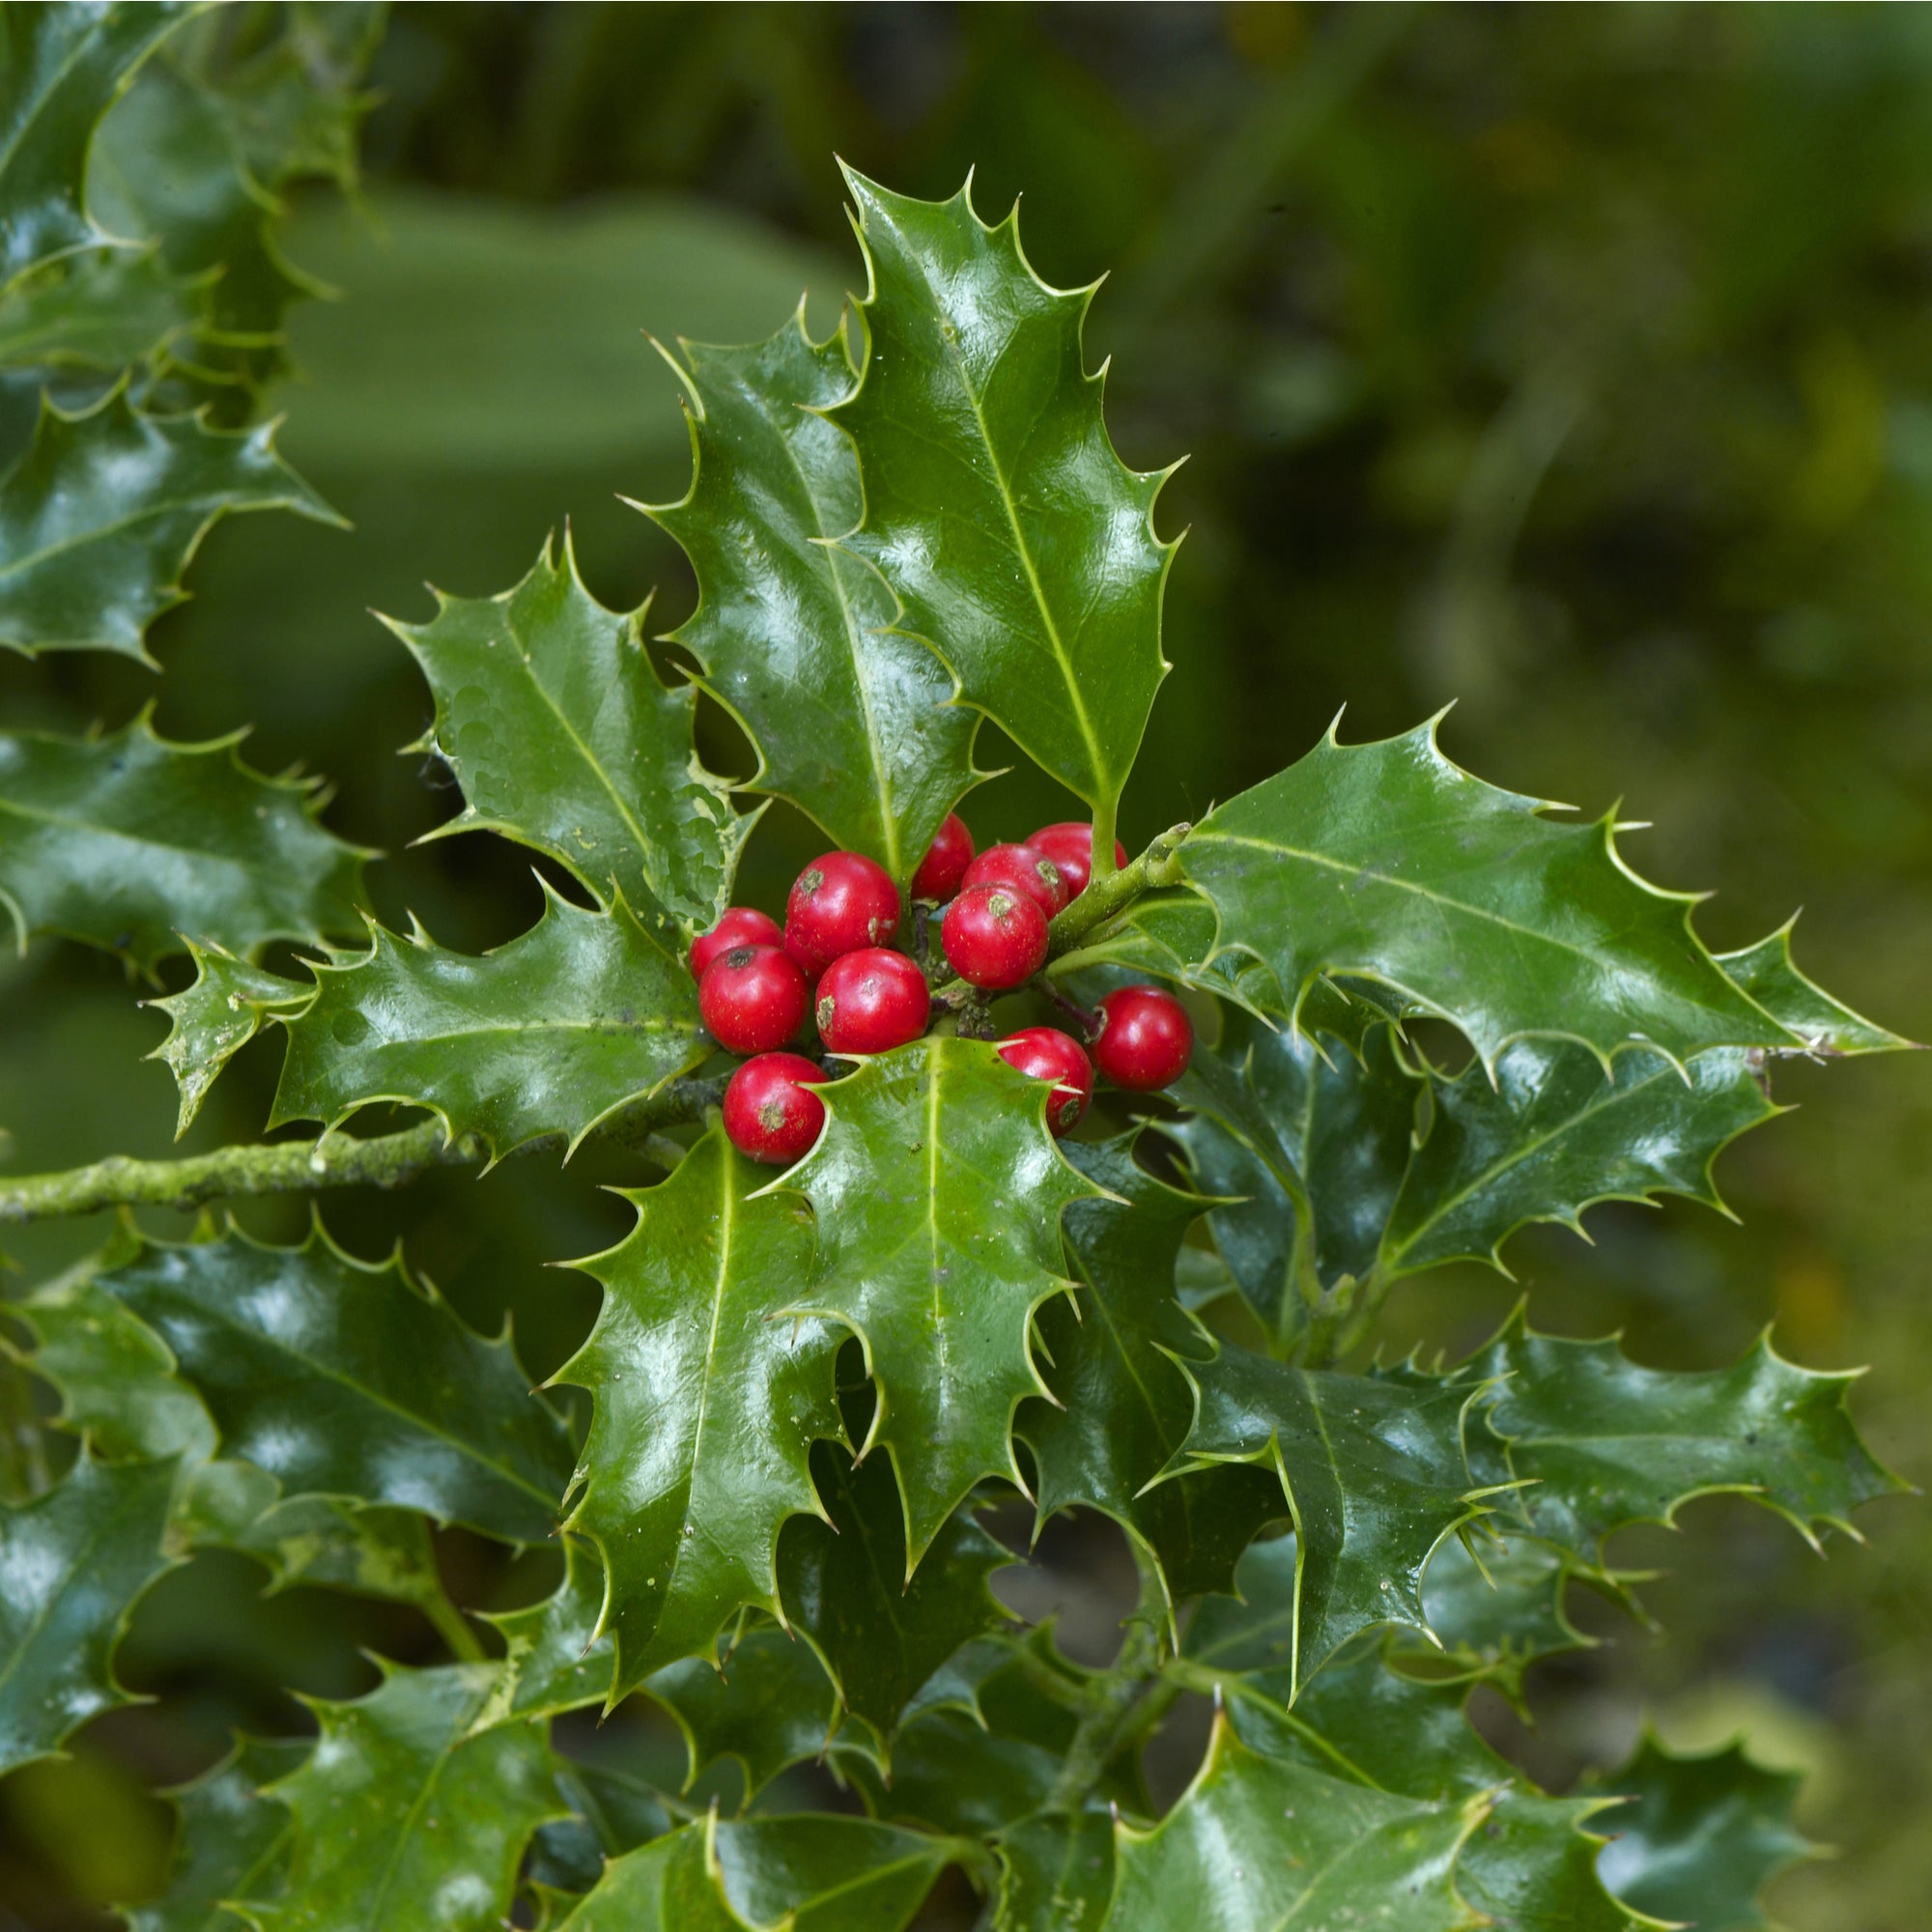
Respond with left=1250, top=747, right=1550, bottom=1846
left=1156, top=1350, right=1496, bottom=1692
left=1406, top=1529, right=1594, bottom=1700
left=146, top=938, right=306, bottom=1135
left=1177, top=719, right=1797, bottom=1070
left=125, top=1734, right=306, bottom=1932
left=0, top=1448, right=176, bottom=1773
left=1102, top=1707, right=1485, bottom=1931
left=1717, top=920, right=1918, bottom=1056
left=474, top=1535, right=612, bottom=1728
left=1020, top=1134, right=1284, bottom=1609
left=550, top=1819, right=757, bottom=1932
left=1466, top=1315, right=1904, bottom=1557
left=0, top=1, right=186, bottom=286
left=244, top=1662, right=562, bottom=1932
left=386, top=538, right=748, bottom=927
left=0, top=387, right=339, bottom=658
left=528, top=1761, right=672, bottom=1900
left=1165, top=1014, right=1419, bottom=1347
left=992, top=1810, right=1116, bottom=1932
left=786, top=1037, right=1098, bottom=1561
left=98, top=1221, right=573, bottom=1544
left=1379, top=1040, right=1778, bottom=1279
left=778, top=1440, right=1010, bottom=1741
left=1055, top=889, right=1288, bottom=1017
left=1593, top=1738, right=1812, bottom=1932
left=647, top=312, right=980, bottom=884
left=0, top=711, right=367, bottom=972
left=648, top=1622, right=841, bottom=1802
left=0, top=243, right=201, bottom=371
left=557, top=1127, right=843, bottom=1699
left=270, top=886, right=705, bottom=1157
left=833, top=167, right=1177, bottom=821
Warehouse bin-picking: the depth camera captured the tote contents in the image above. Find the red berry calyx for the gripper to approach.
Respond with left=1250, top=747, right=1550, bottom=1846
left=815, top=947, right=930, bottom=1056
left=690, top=905, right=782, bottom=980
left=785, top=850, right=900, bottom=976
left=911, top=812, right=976, bottom=903
left=1030, top=822, right=1127, bottom=901
left=698, top=944, right=809, bottom=1055
left=941, top=884, right=1049, bottom=990
left=997, top=1026, right=1094, bottom=1135
left=1092, top=984, right=1193, bottom=1092
left=724, top=1052, right=826, bottom=1165
left=960, top=842, right=1068, bottom=918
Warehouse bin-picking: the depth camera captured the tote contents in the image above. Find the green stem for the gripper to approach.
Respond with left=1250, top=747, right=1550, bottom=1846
left=1046, top=1546, right=1170, bottom=1811
left=421, top=1580, right=487, bottom=1663
left=1088, top=799, right=1121, bottom=887
left=0, top=1078, right=726, bottom=1229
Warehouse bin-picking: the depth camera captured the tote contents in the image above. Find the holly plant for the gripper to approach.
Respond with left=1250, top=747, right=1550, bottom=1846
left=0, top=12, right=1916, bottom=1930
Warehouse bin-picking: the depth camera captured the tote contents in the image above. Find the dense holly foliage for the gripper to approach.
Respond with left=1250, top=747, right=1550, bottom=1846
left=0, top=11, right=1915, bottom=1929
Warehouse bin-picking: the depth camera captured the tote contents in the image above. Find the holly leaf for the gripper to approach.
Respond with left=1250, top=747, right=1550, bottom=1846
left=0, top=1, right=187, bottom=287
left=1019, top=1134, right=1284, bottom=1608
left=1378, top=1040, right=1778, bottom=1279
left=557, top=1126, right=844, bottom=1700
left=648, top=1622, right=841, bottom=1803
left=1403, top=1529, right=1595, bottom=1701
left=146, top=938, right=306, bottom=1135
left=777, top=1440, right=1011, bottom=1742
left=529, top=1762, right=672, bottom=1901
left=1101, top=1706, right=1486, bottom=1931
left=97, top=1221, right=573, bottom=1544
left=549, top=1819, right=757, bottom=1932
left=785, top=1037, right=1099, bottom=1561
left=1055, top=889, right=1289, bottom=1017
left=0, top=711, right=368, bottom=972
left=270, top=885, right=705, bottom=1158
left=832, top=167, right=1178, bottom=823
left=242, top=1662, right=563, bottom=1932
left=992, top=1810, right=1116, bottom=1932
left=125, top=1734, right=306, bottom=1932
left=1466, top=1315, right=1905, bottom=1558
left=1718, top=920, right=1918, bottom=1056
left=1177, top=719, right=1798, bottom=1070
left=646, top=313, right=980, bottom=884
left=0, top=243, right=203, bottom=373
left=0, top=1448, right=177, bottom=1773
left=473, top=1535, right=613, bottom=1729
left=1592, top=1738, right=1812, bottom=1932
left=0, top=387, right=340, bottom=659
left=1155, top=1350, right=1498, bottom=1692
left=1165, top=1013, right=1420, bottom=1349
left=386, top=538, right=749, bottom=928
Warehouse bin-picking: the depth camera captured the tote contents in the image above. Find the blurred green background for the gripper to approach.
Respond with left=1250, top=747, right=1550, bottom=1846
left=5, top=3, right=1931, bottom=1924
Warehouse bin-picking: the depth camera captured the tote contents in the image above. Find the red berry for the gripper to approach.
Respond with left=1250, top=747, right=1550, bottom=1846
left=785, top=851, right=899, bottom=976
left=698, top=945, right=809, bottom=1054
left=942, top=884, right=1049, bottom=990
left=724, top=1052, right=825, bottom=1165
left=1093, top=985, right=1193, bottom=1091
left=998, top=1026, right=1094, bottom=1136
left=814, top=947, right=929, bottom=1056
left=689, top=906, right=782, bottom=980
left=911, top=812, right=976, bottom=902
left=1030, top=822, right=1127, bottom=900
left=960, top=842, right=1068, bottom=919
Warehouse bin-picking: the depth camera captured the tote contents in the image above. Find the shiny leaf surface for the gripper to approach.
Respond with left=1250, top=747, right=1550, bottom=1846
left=557, top=1127, right=843, bottom=1698
left=146, top=938, right=306, bottom=1135
left=0, top=712, right=367, bottom=971
left=648, top=313, right=980, bottom=883
left=778, top=1441, right=1010, bottom=1741
left=0, top=243, right=200, bottom=371
left=787, top=1037, right=1097, bottom=1560
left=387, top=538, right=748, bottom=927
left=245, top=1662, right=561, bottom=1932
left=648, top=1622, right=840, bottom=1801
left=1380, top=1040, right=1777, bottom=1278
left=271, top=886, right=704, bottom=1157
left=833, top=168, right=1177, bottom=819
left=98, top=1222, right=573, bottom=1544
left=1020, top=1134, right=1284, bottom=1607
left=0, top=1449, right=175, bottom=1773
left=0, top=388, right=338, bottom=657
left=1178, top=719, right=1797, bottom=1069
left=1717, top=921, right=1917, bottom=1056
left=992, top=1810, right=1116, bottom=1932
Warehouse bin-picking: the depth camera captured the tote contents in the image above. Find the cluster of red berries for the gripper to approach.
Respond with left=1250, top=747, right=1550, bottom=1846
left=691, top=814, right=1193, bottom=1165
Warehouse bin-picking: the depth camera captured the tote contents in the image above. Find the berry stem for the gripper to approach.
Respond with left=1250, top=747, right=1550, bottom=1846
left=1044, top=982, right=1103, bottom=1041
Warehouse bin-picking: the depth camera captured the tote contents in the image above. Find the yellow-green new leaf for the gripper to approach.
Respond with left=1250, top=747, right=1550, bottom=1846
left=833, top=168, right=1179, bottom=824
left=784, top=1037, right=1100, bottom=1563
left=557, top=1128, right=845, bottom=1701
left=1178, top=719, right=1798, bottom=1070
left=271, top=886, right=705, bottom=1158
left=646, top=314, right=981, bottom=884
left=387, top=538, right=749, bottom=929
